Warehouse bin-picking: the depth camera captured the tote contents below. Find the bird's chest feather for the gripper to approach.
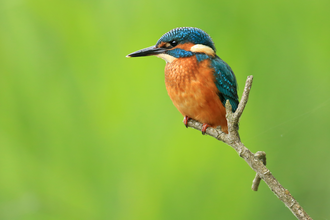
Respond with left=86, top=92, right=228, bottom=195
left=164, top=56, right=222, bottom=120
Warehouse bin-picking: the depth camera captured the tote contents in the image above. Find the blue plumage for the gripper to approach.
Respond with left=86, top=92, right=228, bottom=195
left=166, top=48, right=193, bottom=58
left=195, top=53, right=210, bottom=62
left=211, top=57, right=239, bottom=112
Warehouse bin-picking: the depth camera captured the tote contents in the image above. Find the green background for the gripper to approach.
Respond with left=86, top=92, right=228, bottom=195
left=1, top=0, right=329, bottom=219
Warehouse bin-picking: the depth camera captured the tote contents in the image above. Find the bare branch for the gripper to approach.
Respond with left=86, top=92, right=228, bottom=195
left=186, top=75, right=312, bottom=220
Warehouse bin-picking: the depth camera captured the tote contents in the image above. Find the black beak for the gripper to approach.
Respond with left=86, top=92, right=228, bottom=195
left=126, top=46, right=167, bottom=58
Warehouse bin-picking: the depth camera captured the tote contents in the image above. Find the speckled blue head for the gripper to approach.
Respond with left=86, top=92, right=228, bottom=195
left=156, top=27, right=216, bottom=52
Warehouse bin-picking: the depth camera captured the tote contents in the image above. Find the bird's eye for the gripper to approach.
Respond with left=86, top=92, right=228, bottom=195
left=170, top=40, right=178, bottom=47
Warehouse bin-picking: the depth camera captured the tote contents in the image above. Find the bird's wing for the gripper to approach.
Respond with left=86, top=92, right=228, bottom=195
left=211, top=57, right=239, bottom=112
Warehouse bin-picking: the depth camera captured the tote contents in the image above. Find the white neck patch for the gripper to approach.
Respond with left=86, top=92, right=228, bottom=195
left=190, top=44, right=215, bottom=56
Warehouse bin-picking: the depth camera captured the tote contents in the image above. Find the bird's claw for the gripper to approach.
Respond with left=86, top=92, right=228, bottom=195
left=183, top=116, right=190, bottom=128
left=201, top=123, right=211, bottom=135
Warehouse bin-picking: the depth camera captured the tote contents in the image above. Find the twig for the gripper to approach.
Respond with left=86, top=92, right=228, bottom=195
left=186, top=75, right=312, bottom=220
left=251, top=151, right=266, bottom=191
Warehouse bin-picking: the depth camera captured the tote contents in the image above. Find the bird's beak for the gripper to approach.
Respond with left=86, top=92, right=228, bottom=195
left=126, top=46, right=167, bottom=58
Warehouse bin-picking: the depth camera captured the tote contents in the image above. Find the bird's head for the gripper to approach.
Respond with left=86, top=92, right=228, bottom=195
left=126, top=27, right=216, bottom=63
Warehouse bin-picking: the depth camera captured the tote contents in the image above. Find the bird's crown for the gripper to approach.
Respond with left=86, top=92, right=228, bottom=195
left=156, top=27, right=216, bottom=52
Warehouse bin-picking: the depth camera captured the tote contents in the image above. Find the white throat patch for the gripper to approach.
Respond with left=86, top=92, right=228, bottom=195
left=155, top=54, right=177, bottom=63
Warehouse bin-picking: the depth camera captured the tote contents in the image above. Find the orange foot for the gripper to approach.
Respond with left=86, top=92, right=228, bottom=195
left=183, top=116, right=191, bottom=128
left=201, top=123, right=211, bottom=135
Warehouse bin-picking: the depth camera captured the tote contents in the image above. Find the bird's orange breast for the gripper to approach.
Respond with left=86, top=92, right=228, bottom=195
left=164, top=56, right=228, bottom=133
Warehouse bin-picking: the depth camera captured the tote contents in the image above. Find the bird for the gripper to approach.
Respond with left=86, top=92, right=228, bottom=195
left=126, top=27, right=239, bottom=134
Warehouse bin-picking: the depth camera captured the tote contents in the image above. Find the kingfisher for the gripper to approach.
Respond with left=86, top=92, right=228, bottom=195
left=126, top=27, right=239, bottom=134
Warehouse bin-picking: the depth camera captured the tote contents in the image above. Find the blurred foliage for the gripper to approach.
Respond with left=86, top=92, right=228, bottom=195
left=0, top=0, right=330, bottom=219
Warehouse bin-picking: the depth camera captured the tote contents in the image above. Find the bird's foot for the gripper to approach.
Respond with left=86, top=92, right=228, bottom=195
left=201, top=123, right=211, bottom=135
left=183, top=116, right=191, bottom=128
